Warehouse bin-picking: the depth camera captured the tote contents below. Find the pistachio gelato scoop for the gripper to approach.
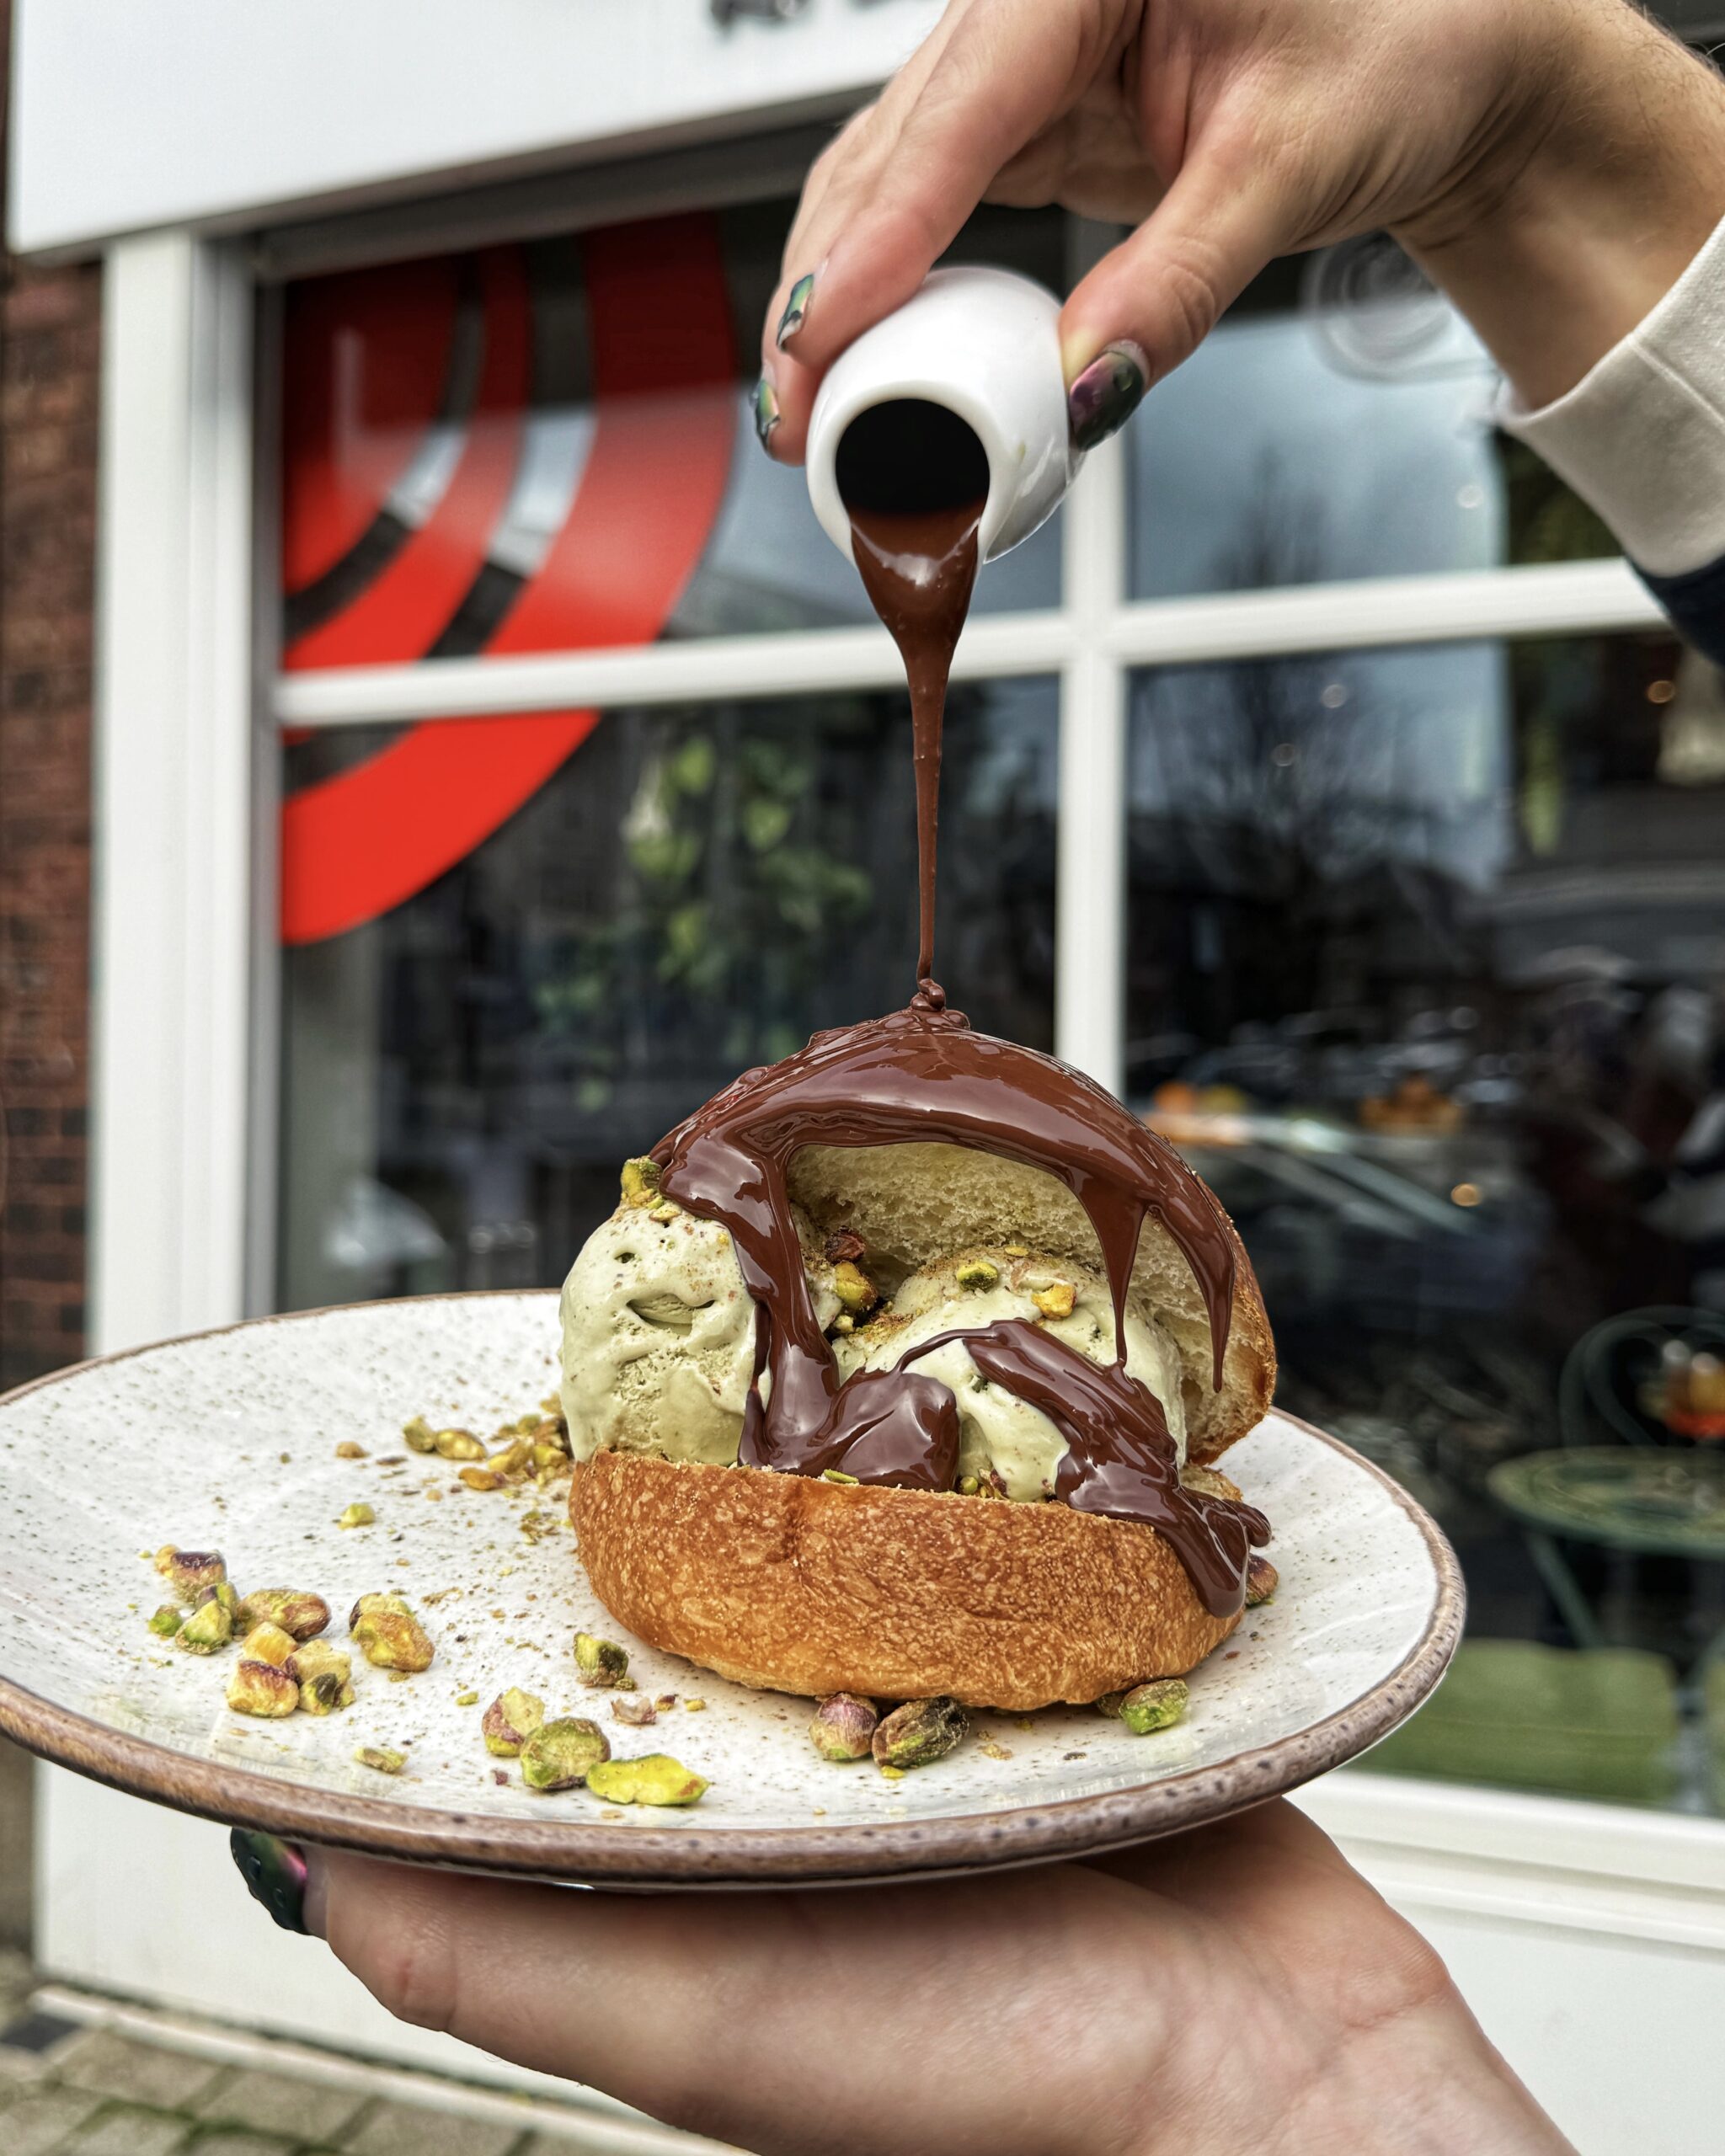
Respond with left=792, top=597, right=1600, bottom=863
left=836, top=1249, right=1188, bottom=1499
left=558, top=1185, right=839, bottom=1466
left=561, top=1160, right=1188, bottom=1502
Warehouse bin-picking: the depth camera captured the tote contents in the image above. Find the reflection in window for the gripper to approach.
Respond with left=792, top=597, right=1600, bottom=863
left=279, top=680, right=1056, bottom=1312
left=1130, top=237, right=1616, bottom=600
left=279, top=200, right=1064, bottom=664
left=1128, top=632, right=1725, bottom=1811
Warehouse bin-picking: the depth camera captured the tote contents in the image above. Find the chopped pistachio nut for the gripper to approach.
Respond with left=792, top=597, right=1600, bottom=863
left=821, top=1468, right=859, bottom=1486
left=1245, top=1556, right=1279, bottom=1608
left=955, top=1259, right=1000, bottom=1291
left=194, top=1581, right=241, bottom=1623
left=430, top=1428, right=483, bottom=1462
left=459, top=1466, right=505, bottom=1492
left=873, top=1696, right=968, bottom=1769
left=530, top=1439, right=569, bottom=1473
left=585, top=1755, right=708, bottom=1807
left=809, top=1694, right=877, bottom=1762
left=301, top=1669, right=356, bottom=1715
left=1031, top=1280, right=1077, bottom=1320
left=289, top=1641, right=355, bottom=1714
left=349, top=1592, right=411, bottom=1632
left=878, top=1764, right=905, bottom=1781
left=355, top=1746, right=407, bottom=1775
left=403, top=1416, right=439, bottom=1454
left=334, top=1442, right=367, bottom=1460
left=619, top=1155, right=662, bottom=1208
left=1179, top=1461, right=1243, bottom=1503
left=1118, top=1679, right=1188, bottom=1736
left=176, top=1598, right=233, bottom=1654
left=611, top=1694, right=657, bottom=1726
left=236, top=1589, right=331, bottom=1642
left=227, top=1660, right=298, bottom=1717
left=574, top=1632, right=630, bottom=1689
left=1001, top=1243, right=1030, bottom=1258
left=240, top=1621, right=298, bottom=1669
left=153, top=1547, right=227, bottom=1604
left=353, top=1606, right=435, bottom=1673
left=832, top=1313, right=856, bottom=1335
left=482, top=1687, right=547, bottom=1758
left=648, top=1201, right=680, bottom=1225
left=683, top=1698, right=708, bottom=1712
left=654, top=1694, right=678, bottom=1712
left=455, top=1689, right=479, bottom=1707
left=831, top=1260, right=879, bottom=1315
left=147, top=1605, right=183, bottom=1639
left=337, top=1502, right=375, bottom=1529
left=488, top=1438, right=532, bottom=1476
left=955, top=1475, right=981, bottom=1496
left=521, top=1716, right=610, bottom=1792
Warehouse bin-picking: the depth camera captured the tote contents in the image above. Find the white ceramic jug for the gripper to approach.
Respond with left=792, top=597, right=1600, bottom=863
left=804, top=265, right=1079, bottom=568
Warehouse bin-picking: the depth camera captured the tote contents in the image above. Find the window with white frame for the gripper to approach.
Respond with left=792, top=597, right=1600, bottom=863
left=268, top=189, right=1725, bottom=1822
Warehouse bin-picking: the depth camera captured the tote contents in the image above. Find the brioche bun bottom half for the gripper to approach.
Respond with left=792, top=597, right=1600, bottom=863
left=571, top=1449, right=1242, bottom=1712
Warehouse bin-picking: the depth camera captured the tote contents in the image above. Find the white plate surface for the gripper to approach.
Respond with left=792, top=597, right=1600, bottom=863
left=0, top=1293, right=1461, bottom=1886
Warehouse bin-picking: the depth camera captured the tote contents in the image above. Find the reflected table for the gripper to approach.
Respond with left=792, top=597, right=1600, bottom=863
left=1487, top=1447, right=1725, bottom=1657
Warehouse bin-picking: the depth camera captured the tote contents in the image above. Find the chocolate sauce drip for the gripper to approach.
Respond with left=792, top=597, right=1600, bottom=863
left=652, top=999, right=1249, bottom=1605
left=638, top=398, right=1261, bottom=1615
left=848, top=499, right=982, bottom=990
left=907, top=1321, right=1268, bottom=1616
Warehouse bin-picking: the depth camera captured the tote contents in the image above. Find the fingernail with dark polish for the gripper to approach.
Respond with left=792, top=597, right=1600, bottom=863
left=1068, top=341, right=1149, bottom=451
left=776, top=272, right=815, bottom=349
left=231, top=1828, right=311, bottom=1935
left=753, top=374, right=782, bottom=452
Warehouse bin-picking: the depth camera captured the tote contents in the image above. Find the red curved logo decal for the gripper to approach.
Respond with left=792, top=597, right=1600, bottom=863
left=280, top=212, right=738, bottom=945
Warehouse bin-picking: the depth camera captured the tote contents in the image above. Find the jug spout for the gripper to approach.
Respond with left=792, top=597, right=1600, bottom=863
left=806, top=266, right=1080, bottom=568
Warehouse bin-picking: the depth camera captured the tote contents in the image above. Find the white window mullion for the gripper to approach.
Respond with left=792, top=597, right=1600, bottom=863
left=1055, top=433, right=1129, bottom=1095
left=92, top=235, right=254, bottom=1353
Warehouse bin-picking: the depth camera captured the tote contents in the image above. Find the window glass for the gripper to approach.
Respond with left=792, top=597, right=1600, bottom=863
left=278, top=201, right=1064, bottom=669
left=279, top=679, right=1057, bottom=1310
left=1128, top=628, right=1725, bottom=1813
left=1129, top=238, right=1616, bottom=601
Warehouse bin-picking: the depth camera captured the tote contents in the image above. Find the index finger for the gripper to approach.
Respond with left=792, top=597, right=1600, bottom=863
left=760, top=0, right=1125, bottom=461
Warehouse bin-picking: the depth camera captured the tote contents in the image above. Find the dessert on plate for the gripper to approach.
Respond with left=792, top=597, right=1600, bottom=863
left=558, top=992, right=1275, bottom=1713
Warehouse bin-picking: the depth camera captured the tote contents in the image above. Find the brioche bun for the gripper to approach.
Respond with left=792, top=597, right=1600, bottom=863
left=571, top=1450, right=1244, bottom=1710
left=568, top=1139, right=1274, bottom=1709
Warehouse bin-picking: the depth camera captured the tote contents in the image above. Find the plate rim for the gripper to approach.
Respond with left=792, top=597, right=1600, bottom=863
left=0, top=1291, right=1465, bottom=1888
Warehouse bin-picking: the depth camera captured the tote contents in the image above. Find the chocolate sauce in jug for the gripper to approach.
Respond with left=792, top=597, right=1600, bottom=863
left=648, top=397, right=1267, bottom=1615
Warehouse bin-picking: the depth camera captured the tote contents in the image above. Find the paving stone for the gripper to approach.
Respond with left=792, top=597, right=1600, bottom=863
left=2, top=2085, right=104, bottom=2156
left=191, top=2068, right=366, bottom=2143
left=56, top=2100, right=190, bottom=2156
left=184, top=2132, right=301, bottom=2156
left=58, top=2029, right=223, bottom=2110
left=339, top=2099, right=526, bottom=2156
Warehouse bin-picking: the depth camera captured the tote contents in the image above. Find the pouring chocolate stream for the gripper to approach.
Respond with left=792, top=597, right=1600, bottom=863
left=649, top=405, right=1266, bottom=1616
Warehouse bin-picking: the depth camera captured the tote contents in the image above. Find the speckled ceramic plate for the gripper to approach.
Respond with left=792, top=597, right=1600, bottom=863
left=0, top=1293, right=1461, bottom=1889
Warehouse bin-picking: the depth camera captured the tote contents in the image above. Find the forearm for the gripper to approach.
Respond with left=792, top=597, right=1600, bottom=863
left=1400, top=5, right=1725, bottom=408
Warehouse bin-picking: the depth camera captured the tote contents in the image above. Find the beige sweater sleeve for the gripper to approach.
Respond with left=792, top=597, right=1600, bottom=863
left=1497, top=211, right=1725, bottom=578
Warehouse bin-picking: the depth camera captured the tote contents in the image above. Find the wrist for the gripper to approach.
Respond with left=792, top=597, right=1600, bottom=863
left=1398, top=8, right=1725, bottom=406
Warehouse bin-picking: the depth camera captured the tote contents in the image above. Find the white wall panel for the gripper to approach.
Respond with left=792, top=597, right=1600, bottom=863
left=11, top=0, right=942, bottom=258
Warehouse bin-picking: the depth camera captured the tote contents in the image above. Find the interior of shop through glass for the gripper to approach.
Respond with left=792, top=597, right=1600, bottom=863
left=276, top=198, right=1725, bottom=1820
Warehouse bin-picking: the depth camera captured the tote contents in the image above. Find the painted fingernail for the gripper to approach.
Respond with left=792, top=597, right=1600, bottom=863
left=1068, top=340, right=1150, bottom=451
left=776, top=271, right=815, bottom=349
left=230, top=1828, right=310, bottom=1935
left=753, top=373, right=782, bottom=453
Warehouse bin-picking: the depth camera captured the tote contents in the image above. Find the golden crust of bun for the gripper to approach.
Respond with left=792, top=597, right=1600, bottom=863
left=786, top=1141, right=1275, bottom=1464
left=572, top=1451, right=1244, bottom=1711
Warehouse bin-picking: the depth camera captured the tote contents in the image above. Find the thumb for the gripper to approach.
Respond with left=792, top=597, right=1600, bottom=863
left=1060, top=161, right=1289, bottom=449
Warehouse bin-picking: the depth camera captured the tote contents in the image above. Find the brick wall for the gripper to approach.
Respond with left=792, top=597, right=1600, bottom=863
left=0, top=0, right=98, bottom=1393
